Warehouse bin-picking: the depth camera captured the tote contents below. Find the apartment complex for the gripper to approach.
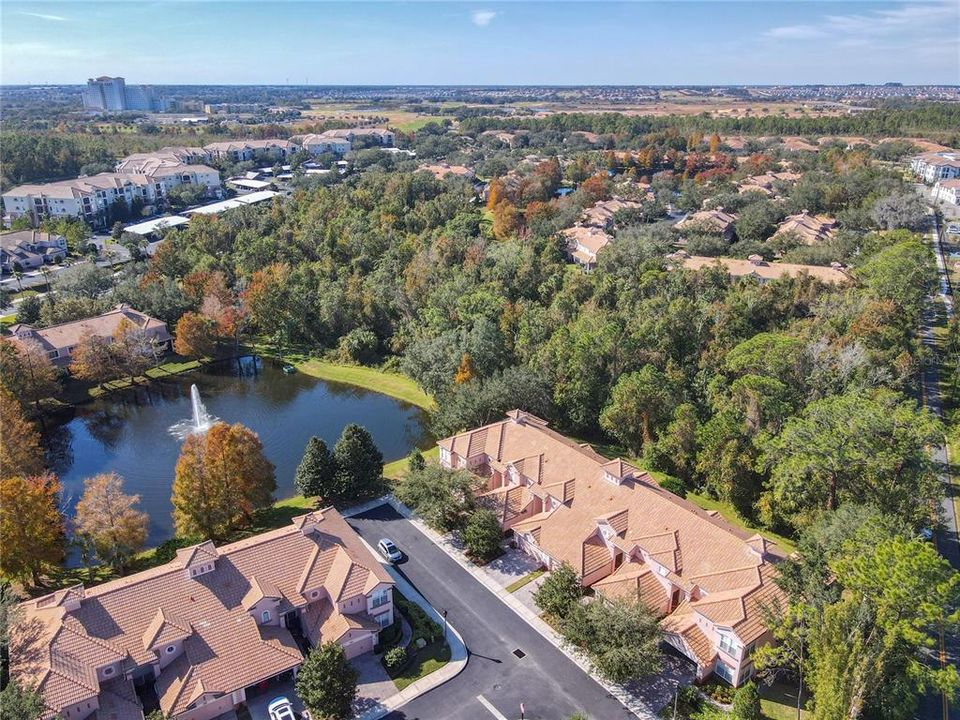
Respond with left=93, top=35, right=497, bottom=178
left=82, top=76, right=166, bottom=112
left=0, top=230, right=67, bottom=272
left=9, top=304, right=172, bottom=366
left=438, top=411, right=785, bottom=687
left=933, top=179, right=960, bottom=206
left=2, top=162, right=221, bottom=229
left=12, top=508, right=394, bottom=720
left=290, top=133, right=352, bottom=156
left=910, top=151, right=960, bottom=184
left=203, top=140, right=300, bottom=163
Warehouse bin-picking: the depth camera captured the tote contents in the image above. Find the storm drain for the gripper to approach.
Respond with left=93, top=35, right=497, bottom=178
left=512, top=648, right=526, bottom=659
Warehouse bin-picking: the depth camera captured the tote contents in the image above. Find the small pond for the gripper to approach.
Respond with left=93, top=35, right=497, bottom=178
left=44, top=358, right=430, bottom=546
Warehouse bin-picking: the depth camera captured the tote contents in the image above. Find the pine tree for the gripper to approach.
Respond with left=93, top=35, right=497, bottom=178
left=294, top=436, right=338, bottom=499
left=332, top=424, right=383, bottom=501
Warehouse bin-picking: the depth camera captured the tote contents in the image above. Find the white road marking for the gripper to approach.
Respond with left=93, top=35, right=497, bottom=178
left=477, top=694, right=510, bottom=720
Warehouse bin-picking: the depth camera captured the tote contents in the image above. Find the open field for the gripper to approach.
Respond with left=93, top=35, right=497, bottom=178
left=301, top=101, right=451, bottom=132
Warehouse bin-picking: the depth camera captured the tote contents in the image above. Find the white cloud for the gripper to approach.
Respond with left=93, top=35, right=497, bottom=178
left=471, top=10, right=498, bottom=27
left=764, top=0, right=957, bottom=44
left=17, top=11, right=69, bottom=22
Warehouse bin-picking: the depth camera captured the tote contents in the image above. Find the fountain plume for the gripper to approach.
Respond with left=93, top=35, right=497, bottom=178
left=170, top=384, right=217, bottom=439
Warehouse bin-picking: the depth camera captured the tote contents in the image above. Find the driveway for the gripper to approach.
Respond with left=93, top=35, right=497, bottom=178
left=353, top=651, right=397, bottom=716
left=349, top=504, right=637, bottom=720
left=244, top=678, right=304, bottom=720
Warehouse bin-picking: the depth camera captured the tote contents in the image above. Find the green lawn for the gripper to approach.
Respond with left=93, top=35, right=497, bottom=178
left=760, top=681, right=809, bottom=720
left=505, top=569, right=544, bottom=594
left=391, top=639, right=451, bottom=691
left=295, top=359, right=435, bottom=410
left=384, top=446, right=439, bottom=482
left=686, top=492, right=796, bottom=554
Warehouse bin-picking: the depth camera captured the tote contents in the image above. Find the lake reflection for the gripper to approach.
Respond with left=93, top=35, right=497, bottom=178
left=45, top=359, right=430, bottom=545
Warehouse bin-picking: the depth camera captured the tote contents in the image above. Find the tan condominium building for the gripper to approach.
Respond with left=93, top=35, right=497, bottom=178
left=8, top=304, right=173, bottom=367
left=11, top=508, right=395, bottom=720
left=439, top=410, right=786, bottom=687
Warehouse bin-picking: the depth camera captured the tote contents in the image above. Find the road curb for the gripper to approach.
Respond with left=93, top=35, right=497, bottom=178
left=351, top=518, right=468, bottom=720
left=375, top=495, right=657, bottom=720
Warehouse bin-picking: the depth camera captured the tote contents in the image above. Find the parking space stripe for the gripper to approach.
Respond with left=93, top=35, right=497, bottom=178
left=477, top=694, right=510, bottom=720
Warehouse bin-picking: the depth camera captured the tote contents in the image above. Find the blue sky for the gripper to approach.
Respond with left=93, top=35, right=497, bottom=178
left=2, top=1, right=957, bottom=85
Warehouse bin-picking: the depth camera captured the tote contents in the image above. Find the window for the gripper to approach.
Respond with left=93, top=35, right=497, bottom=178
left=715, top=661, right=734, bottom=683
left=718, top=635, right=738, bottom=656
left=261, top=610, right=271, bottom=623
left=165, top=645, right=176, bottom=654
left=102, top=666, right=115, bottom=677
left=371, top=589, right=389, bottom=608
left=375, top=613, right=391, bottom=628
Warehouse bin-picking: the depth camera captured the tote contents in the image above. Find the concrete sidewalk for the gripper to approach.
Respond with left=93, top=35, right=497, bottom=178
left=377, top=495, right=663, bottom=720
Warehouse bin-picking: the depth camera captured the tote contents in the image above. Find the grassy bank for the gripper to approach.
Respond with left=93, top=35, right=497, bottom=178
left=295, top=359, right=435, bottom=410
left=243, top=340, right=435, bottom=411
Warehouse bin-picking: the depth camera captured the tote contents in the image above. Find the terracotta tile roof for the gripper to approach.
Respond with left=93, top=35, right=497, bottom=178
left=9, top=304, right=172, bottom=356
left=13, top=507, right=392, bottom=718
left=141, top=608, right=191, bottom=649
left=441, top=411, right=787, bottom=665
left=676, top=208, right=737, bottom=233
left=593, top=561, right=670, bottom=614
left=673, top=253, right=850, bottom=285
left=773, top=211, right=837, bottom=244
left=582, top=533, right=612, bottom=578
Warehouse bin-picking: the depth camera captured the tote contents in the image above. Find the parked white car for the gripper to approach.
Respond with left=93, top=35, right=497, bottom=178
left=267, top=696, right=297, bottom=720
left=377, top=538, right=402, bottom=563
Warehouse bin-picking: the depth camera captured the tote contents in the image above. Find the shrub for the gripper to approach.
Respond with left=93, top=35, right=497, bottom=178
left=462, top=508, right=503, bottom=563
left=383, top=646, right=408, bottom=672
left=732, top=682, right=761, bottom=720
left=656, top=474, right=686, bottom=498
left=533, top=563, right=582, bottom=620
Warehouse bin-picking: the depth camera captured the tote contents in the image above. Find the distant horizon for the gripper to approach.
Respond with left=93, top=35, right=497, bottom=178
left=4, top=82, right=959, bottom=89
left=2, top=1, right=957, bottom=86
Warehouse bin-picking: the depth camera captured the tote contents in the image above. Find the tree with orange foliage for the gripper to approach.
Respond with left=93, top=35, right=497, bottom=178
left=491, top=200, right=522, bottom=241
left=113, top=317, right=159, bottom=377
left=69, top=332, right=118, bottom=388
left=486, top=178, right=506, bottom=210
left=709, top=133, right=721, bottom=154
left=243, top=263, right=291, bottom=336
left=580, top=174, right=611, bottom=204
left=174, top=312, right=218, bottom=358
left=0, top=389, right=45, bottom=479
left=0, top=338, right=59, bottom=418
left=172, top=422, right=276, bottom=539
left=454, top=353, right=476, bottom=384
left=74, top=473, right=148, bottom=570
left=0, top=474, right=66, bottom=585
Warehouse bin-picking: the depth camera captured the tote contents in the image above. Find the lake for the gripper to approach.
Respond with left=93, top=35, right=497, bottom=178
left=44, top=358, right=430, bottom=546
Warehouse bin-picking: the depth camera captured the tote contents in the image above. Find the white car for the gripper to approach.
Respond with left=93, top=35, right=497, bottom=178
left=267, top=696, right=297, bottom=720
left=947, top=224, right=960, bottom=235
left=377, top=538, right=402, bottom=563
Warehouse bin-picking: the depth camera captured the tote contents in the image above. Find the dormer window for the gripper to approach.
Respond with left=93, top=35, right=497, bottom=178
left=261, top=610, right=271, bottom=623
left=102, top=666, right=114, bottom=677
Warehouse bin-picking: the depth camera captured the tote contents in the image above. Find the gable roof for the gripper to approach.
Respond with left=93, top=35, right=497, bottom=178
left=13, top=507, right=391, bottom=718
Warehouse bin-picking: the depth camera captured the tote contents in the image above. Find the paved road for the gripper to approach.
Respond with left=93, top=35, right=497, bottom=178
left=348, top=505, right=636, bottom=720
left=919, top=208, right=959, bottom=720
